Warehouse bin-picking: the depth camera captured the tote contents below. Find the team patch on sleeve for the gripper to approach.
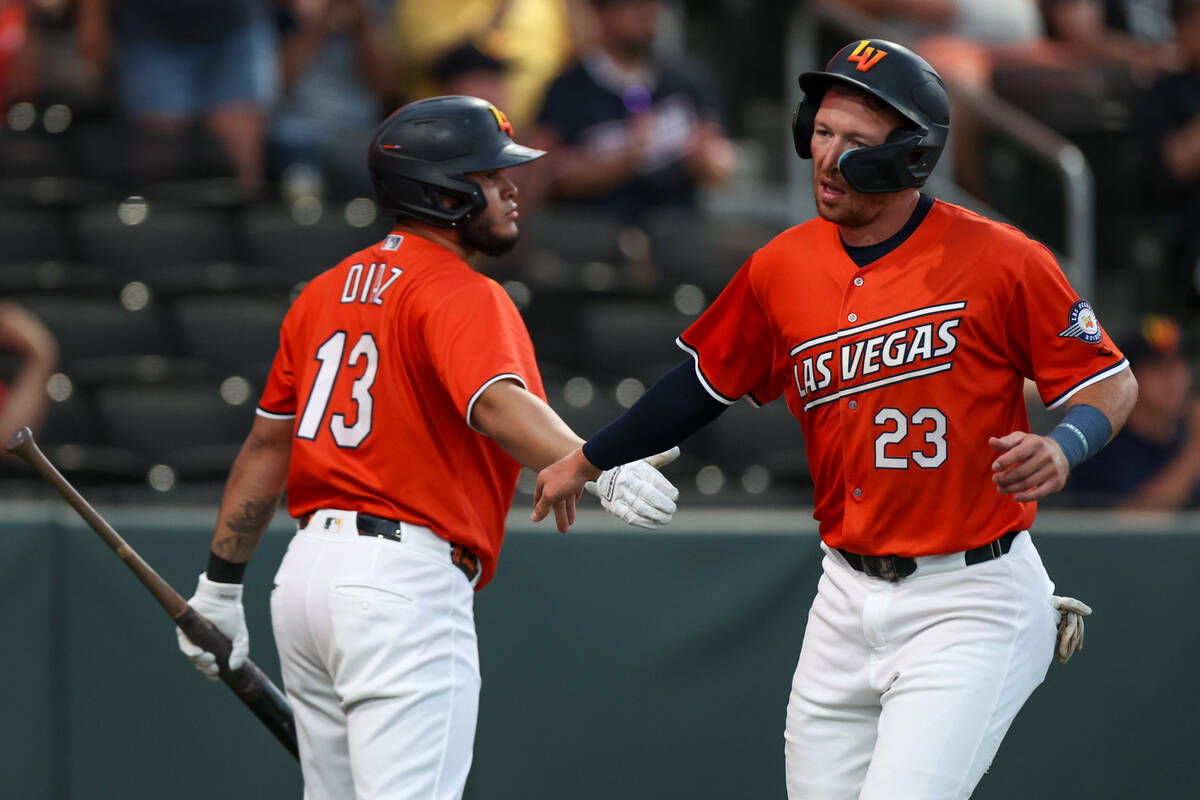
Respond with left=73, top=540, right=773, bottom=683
left=1057, top=300, right=1103, bottom=344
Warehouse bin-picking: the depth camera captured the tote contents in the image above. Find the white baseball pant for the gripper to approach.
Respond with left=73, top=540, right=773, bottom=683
left=784, top=532, right=1058, bottom=800
left=270, top=509, right=480, bottom=800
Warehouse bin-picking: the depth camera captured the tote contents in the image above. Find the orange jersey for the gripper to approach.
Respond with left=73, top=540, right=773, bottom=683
left=258, top=232, right=544, bottom=587
left=679, top=200, right=1128, bottom=556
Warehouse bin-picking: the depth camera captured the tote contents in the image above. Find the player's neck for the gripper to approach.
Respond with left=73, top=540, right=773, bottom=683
left=837, top=190, right=921, bottom=248
left=392, top=221, right=475, bottom=263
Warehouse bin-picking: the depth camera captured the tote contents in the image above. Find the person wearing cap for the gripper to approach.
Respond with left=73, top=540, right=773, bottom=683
left=534, top=0, right=738, bottom=224
left=1069, top=314, right=1200, bottom=508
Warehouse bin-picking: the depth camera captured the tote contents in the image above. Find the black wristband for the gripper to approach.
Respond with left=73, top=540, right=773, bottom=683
left=206, top=551, right=248, bottom=584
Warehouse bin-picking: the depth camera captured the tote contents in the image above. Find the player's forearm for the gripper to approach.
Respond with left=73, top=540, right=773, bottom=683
left=471, top=380, right=584, bottom=470
left=211, top=422, right=292, bottom=564
left=1065, top=367, right=1138, bottom=443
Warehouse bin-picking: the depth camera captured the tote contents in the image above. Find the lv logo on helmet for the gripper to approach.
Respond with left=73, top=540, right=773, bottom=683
left=487, top=105, right=514, bottom=138
left=847, top=40, right=888, bottom=72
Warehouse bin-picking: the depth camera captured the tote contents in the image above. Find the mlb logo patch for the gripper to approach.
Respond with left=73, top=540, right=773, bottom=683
left=323, top=517, right=342, bottom=532
left=1058, top=300, right=1103, bottom=344
left=382, top=234, right=403, bottom=251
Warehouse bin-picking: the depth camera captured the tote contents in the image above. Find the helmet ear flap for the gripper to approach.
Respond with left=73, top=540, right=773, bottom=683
left=792, top=98, right=817, bottom=159
left=838, top=128, right=925, bottom=194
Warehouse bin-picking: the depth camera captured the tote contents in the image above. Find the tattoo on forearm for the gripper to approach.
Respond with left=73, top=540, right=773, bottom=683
left=215, top=497, right=277, bottom=559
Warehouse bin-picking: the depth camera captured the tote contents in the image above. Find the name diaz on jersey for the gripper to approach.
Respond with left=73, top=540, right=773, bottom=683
left=790, top=302, right=965, bottom=412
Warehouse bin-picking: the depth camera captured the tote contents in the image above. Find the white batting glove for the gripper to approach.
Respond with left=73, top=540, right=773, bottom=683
left=1051, top=595, right=1091, bottom=664
left=586, top=447, right=681, bottom=529
left=177, top=573, right=249, bottom=680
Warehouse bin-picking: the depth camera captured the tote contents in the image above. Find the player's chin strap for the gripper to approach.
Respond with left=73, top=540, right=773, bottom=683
left=1051, top=595, right=1092, bottom=664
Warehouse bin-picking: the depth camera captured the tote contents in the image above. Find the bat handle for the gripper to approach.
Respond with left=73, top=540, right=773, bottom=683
left=176, top=606, right=299, bottom=759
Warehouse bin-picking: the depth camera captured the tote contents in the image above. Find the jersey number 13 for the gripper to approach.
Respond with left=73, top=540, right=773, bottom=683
left=297, top=331, right=379, bottom=448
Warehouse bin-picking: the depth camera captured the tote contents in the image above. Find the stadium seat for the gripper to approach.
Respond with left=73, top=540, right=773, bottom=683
left=38, top=386, right=101, bottom=447
left=135, top=261, right=297, bottom=299
left=71, top=121, right=234, bottom=186
left=0, top=262, right=122, bottom=295
left=73, top=202, right=238, bottom=273
left=0, top=208, right=74, bottom=263
left=543, top=377, right=626, bottom=441
left=41, top=443, right=152, bottom=487
left=523, top=208, right=627, bottom=263
left=94, top=384, right=256, bottom=464
left=171, top=295, right=289, bottom=385
left=0, top=129, right=71, bottom=177
left=0, top=176, right=118, bottom=209
left=701, top=398, right=809, bottom=484
left=238, top=203, right=391, bottom=280
left=644, top=208, right=773, bottom=295
left=13, top=294, right=175, bottom=372
left=138, top=177, right=255, bottom=210
left=65, top=354, right=220, bottom=392
left=579, top=301, right=692, bottom=382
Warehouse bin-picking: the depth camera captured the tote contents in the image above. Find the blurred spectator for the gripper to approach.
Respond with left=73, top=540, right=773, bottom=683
left=271, top=0, right=395, bottom=199
left=392, top=0, right=575, bottom=129
left=0, top=302, right=57, bottom=443
left=430, top=39, right=509, bottom=107
left=829, top=0, right=1047, bottom=198
left=1107, top=0, right=1177, bottom=41
left=1134, top=0, right=1200, bottom=311
left=1041, top=0, right=1177, bottom=75
left=535, top=0, right=737, bottom=224
left=1069, top=314, right=1200, bottom=509
left=0, top=0, right=38, bottom=104
left=838, top=0, right=1045, bottom=45
left=74, top=0, right=278, bottom=193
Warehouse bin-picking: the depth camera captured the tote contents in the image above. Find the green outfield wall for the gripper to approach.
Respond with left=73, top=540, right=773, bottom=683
left=1, top=504, right=1196, bottom=800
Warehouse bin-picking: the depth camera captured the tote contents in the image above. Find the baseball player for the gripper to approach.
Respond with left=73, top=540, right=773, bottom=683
left=532, top=40, right=1137, bottom=799
left=173, top=95, right=679, bottom=800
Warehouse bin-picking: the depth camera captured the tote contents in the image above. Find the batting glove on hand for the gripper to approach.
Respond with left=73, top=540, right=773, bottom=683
left=177, top=573, right=249, bottom=680
left=1051, top=594, right=1091, bottom=664
left=586, top=447, right=680, bottom=529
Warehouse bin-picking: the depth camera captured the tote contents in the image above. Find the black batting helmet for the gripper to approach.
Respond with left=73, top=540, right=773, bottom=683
left=368, top=95, right=545, bottom=228
left=792, top=39, right=949, bottom=194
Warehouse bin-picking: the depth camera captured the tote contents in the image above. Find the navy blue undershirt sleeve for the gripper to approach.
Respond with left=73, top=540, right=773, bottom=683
left=582, top=360, right=729, bottom=470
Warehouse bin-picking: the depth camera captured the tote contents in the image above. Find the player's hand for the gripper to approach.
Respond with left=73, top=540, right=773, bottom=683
left=1051, top=595, right=1092, bottom=664
left=988, top=431, right=1070, bottom=502
left=176, top=573, right=249, bottom=680
left=585, top=447, right=681, bottom=530
left=532, top=449, right=602, bottom=532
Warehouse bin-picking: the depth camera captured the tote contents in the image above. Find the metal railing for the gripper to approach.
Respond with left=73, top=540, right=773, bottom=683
left=784, top=2, right=1095, bottom=298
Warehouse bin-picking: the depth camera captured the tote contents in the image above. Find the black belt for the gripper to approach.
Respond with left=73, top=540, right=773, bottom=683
left=298, top=512, right=479, bottom=583
left=837, top=531, right=1020, bottom=583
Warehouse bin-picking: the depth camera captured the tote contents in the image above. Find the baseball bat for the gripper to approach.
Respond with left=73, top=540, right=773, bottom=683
left=5, top=426, right=299, bottom=760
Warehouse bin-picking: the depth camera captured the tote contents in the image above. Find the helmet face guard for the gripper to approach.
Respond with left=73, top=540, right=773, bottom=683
left=368, top=96, right=545, bottom=228
left=792, top=39, right=949, bottom=194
